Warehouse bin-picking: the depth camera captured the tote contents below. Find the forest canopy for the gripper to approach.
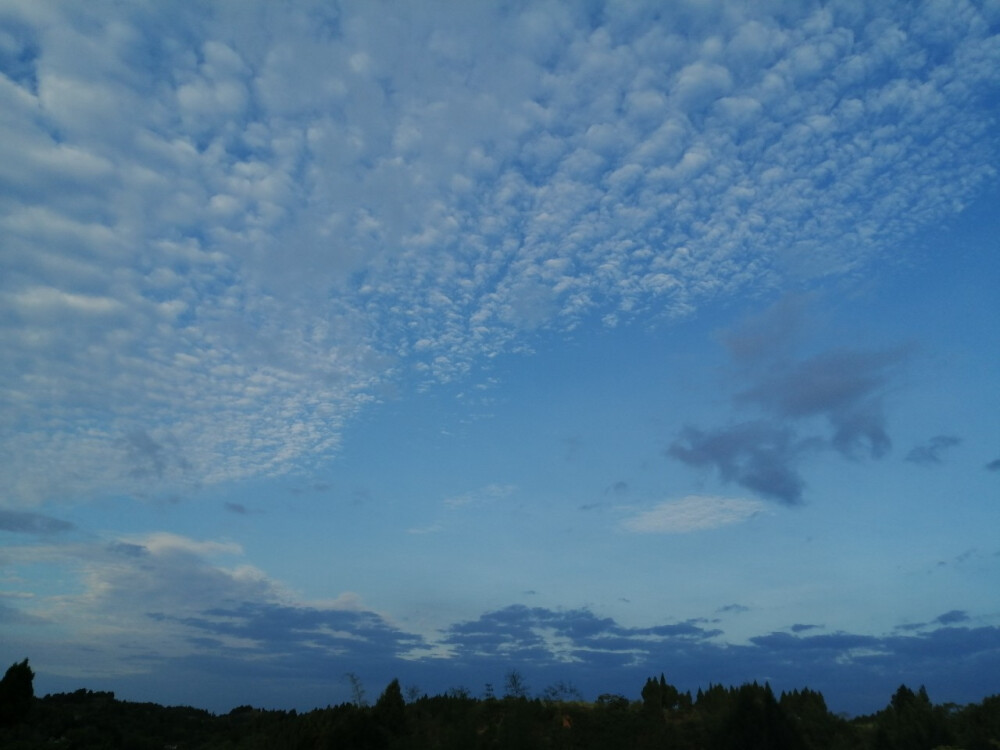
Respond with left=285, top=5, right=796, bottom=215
left=1, top=659, right=998, bottom=749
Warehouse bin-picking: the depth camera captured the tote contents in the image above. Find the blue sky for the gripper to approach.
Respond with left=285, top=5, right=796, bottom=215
left=1, top=0, right=999, bottom=716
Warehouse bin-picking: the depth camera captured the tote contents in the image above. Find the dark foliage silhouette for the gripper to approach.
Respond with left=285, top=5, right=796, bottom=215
left=0, top=662, right=998, bottom=749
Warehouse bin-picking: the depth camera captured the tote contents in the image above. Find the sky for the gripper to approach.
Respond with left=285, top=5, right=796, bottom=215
left=1, top=0, right=999, bottom=717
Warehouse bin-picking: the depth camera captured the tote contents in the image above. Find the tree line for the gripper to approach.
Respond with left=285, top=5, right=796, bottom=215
left=1, top=659, right=998, bottom=749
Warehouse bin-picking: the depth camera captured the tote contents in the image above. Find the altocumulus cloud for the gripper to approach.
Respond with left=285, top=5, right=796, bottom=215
left=621, top=495, right=767, bottom=533
left=3, top=0, right=1000, bottom=507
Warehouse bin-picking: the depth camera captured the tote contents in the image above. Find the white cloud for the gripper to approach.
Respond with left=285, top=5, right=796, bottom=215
left=443, top=483, right=517, bottom=509
left=2, top=0, right=998, bottom=504
left=621, top=495, right=767, bottom=533
left=120, top=532, right=243, bottom=558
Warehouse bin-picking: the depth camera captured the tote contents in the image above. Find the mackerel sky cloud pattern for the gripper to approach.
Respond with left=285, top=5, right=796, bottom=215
left=3, top=0, right=999, bottom=502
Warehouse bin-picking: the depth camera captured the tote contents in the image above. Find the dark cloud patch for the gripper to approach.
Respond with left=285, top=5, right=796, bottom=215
left=0, top=600, right=46, bottom=625
left=607, top=480, right=629, bottom=495
left=790, top=623, right=821, bottom=633
left=906, top=435, right=962, bottom=465
left=0, top=509, right=74, bottom=534
left=437, top=605, right=1000, bottom=716
left=986, top=457, right=1000, bottom=471
left=721, top=294, right=812, bottom=365
left=735, top=347, right=908, bottom=459
left=443, top=605, right=720, bottom=670
left=750, top=631, right=879, bottom=652
left=161, top=600, right=429, bottom=678
left=667, top=422, right=807, bottom=504
left=717, top=603, right=749, bottom=614
left=224, top=502, right=248, bottom=515
left=107, top=541, right=148, bottom=557
left=25, top=591, right=1000, bottom=716
left=119, top=429, right=189, bottom=479
left=669, top=298, right=913, bottom=503
left=935, top=609, right=969, bottom=625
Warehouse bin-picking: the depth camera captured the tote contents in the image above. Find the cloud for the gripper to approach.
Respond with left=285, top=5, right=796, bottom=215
left=118, top=532, right=243, bottom=558
left=621, top=495, right=767, bottom=533
left=169, top=600, right=429, bottom=668
left=668, top=295, right=912, bottom=503
left=935, top=609, right=969, bottom=625
left=0, top=528, right=422, bottom=697
left=0, top=509, right=74, bottom=534
left=224, top=502, right=247, bottom=515
left=119, top=429, right=191, bottom=480
left=4, top=534, right=1000, bottom=715
left=668, top=423, right=808, bottom=504
left=790, top=623, right=822, bottom=633
left=4, top=1, right=1000, bottom=505
left=443, top=483, right=516, bottom=509
left=735, top=346, right=909, bottom=459
left=442, top=604, right=721, bottom=669
left=906, top=435, right=962, bottom=465
left=986, top=457, right=1000, bottom=472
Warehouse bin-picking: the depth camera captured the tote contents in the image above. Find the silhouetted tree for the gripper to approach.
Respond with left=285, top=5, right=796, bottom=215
left=504, top=669, right=529, bottom=699
left=374, top=678, right=406, bottom=736
left=0, top=659, right=34, bottom=727
left=345, top=671, right=368, bottom=707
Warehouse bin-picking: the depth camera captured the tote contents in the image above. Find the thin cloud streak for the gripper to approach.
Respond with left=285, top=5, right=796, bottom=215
left=621, top=495, right=767, bottom=533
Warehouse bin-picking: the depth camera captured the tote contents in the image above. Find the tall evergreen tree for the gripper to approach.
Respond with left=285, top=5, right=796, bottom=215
left=0, top=658, right=34, bottom=727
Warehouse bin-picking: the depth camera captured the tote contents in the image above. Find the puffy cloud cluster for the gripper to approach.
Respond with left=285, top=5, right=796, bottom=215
left=2, top=0, right=999, bottom=503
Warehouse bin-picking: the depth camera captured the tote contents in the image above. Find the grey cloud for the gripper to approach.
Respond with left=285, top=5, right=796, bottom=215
left=6, top=563, right=1000, bottom=716
left=107, top=542, right=148, bottom=557
left=118, top=429, right=190, bottom=480
left=440, top=605, right=1000, bottom=716
left=935, top=609, right=969, bottom=625
left=224, top=502, right=248, bottom=514
left=736, top=347, right=909, bottom=459
left=721, top=294, right=813, bottom=365
left=667, top=422, right=807, bottom=504
left=171, top=601, right=428, bottom=668
left=0, top=509, right=74, bottom=534
left=0, top=600, right=46, bottom=625
left=444, top=605, right=720, bottom=669
left=906, top=435, right=962, bottom=465
left=986, top=457, right=1000, bottom=471
left=669, top=295, right=911, bottom=502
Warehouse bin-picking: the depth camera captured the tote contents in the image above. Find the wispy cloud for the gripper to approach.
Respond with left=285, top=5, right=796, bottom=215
left=906, top=435, right=962, bottom=465
left=621, top=495, right=767, bottom=533
left=0, top=509, right=75, bottom=535
left=443, top=483, right=516, bottom=509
